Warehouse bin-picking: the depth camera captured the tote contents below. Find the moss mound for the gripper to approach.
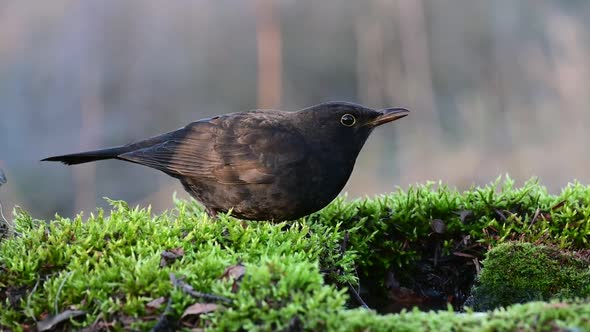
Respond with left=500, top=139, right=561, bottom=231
left=1, top=199, right=353, bottom=330
left=313, top=177, right=590, bottom=310
left=467, top=242, right=590, bottom=311
left=0, top=177, right=589, bottom=330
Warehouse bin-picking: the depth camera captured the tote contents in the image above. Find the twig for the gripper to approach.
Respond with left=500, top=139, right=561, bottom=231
left=150, top=297, right=174, bottom=332
left=528, top=207, right=541, bottom=229
left=169, top=273, right=232, bottom=304
left=338, top=231, right=368, bottom=309
left=347, top=281, right=369, bottom=309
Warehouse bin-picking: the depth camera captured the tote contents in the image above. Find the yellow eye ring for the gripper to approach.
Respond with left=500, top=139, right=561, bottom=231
left=340, top=114, right=356, bottom=127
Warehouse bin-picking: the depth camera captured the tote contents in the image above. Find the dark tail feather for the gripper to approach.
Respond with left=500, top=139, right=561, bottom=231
left=41, top=146, right=130, bottom=165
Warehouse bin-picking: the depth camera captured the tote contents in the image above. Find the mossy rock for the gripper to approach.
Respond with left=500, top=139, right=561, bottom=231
left=466, top=242, right=590, bottom=311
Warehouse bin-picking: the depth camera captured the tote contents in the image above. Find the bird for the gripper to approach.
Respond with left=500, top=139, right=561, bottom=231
left=42, top=102, right=409, bottom=221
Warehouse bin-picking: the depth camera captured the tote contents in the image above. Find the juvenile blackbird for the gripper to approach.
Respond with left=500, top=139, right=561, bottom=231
left=42, top=102, right=408, bottom=220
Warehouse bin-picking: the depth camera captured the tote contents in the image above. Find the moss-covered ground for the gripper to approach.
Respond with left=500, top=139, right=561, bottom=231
left=0, top=177, right=589, bottom=331
left=467, top=242, right=590, bottom=311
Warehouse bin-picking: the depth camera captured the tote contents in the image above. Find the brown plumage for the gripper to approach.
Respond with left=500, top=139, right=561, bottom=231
left=42, top=102, right=408, bottom=220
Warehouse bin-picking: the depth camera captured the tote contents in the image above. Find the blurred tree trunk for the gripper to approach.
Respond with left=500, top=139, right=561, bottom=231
left=393, top=0, right=438, bottom=137
left=255, top=0, right=282, bottom=109
left=355, top=6, right=385, bottom=107
left=356, top=0, right=439, bottom=183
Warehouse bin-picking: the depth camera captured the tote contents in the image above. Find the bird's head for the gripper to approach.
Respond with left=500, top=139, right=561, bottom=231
left=295, top=101, right=409, bottom=161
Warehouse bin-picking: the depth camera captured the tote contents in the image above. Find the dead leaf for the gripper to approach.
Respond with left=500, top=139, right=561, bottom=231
left=220, top=264, right=246, bottom=293
left=160, top=247, right=185, bottom=267
left=181, top=303, right=219, bottom=318
left=170, top=247, right=185, bottom=256
left=456, top=210, right=474, bottom=223
left=37, top=310, right=86, bottom=331
left=551, top=200, right=566, bottom=210
left=147, top=297, right=167, bottom=310
left=430, top=219, right=446, bottom=234
left=220, top=264, right=246, bottom=280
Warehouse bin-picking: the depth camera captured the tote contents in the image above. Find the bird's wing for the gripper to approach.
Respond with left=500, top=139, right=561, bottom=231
left=118, top=114, right=307, bottom=184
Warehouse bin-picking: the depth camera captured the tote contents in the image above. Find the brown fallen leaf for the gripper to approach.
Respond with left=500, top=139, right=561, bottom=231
left=220, top=263, right=246, bottom=293
left=147, top=296, right=167, bottom=310
left=181, top=303, right=219, bottom=319
left=160, top=247, right=185, bottom=267
left=37, top=310, right=86, bottom=331
left=170, top=247, right=185, bottom=256
left=220, top=264, right=246, bottom=280
left=456, top=210, right=474, bottom=223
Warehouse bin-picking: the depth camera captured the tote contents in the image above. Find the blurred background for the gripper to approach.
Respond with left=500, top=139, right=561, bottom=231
left=1, top=0, right=590, bottom=219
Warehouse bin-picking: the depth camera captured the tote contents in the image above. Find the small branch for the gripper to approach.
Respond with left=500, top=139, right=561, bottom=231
left=528, top=207, right=541, bottom=229
left=169, top=273, right=232, bottom=304
left=150, top=297, right=174, bottom=332
left=338, top=231, right=369, bottom=309
left=347, top=281, right=369, bottom=309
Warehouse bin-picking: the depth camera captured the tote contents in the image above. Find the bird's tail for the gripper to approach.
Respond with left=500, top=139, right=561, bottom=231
left=41, top=146, right=130, bottom=165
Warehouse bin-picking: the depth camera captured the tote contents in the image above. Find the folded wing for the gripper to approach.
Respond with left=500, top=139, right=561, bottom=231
left=119, top=114, right=307, bottom=185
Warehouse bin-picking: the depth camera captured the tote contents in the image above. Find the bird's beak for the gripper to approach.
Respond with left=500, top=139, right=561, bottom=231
left=366, top=108, right=410, bottom=127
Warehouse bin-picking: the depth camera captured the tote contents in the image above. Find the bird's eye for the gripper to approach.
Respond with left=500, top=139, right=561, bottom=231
left=340, top=114, right=356, bottom=127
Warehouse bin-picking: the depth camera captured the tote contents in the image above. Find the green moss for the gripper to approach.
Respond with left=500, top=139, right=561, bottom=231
left=1, top=177, right=590, bottom=330
left=318, top=176, right=590, bottom=273
left=0, top=199, right=354, bottom=330
left=314, top=177, right=590, bottom=308
left=342, top=300, right=590, bottom=332
left=467, top=242, right=590, bottom=311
